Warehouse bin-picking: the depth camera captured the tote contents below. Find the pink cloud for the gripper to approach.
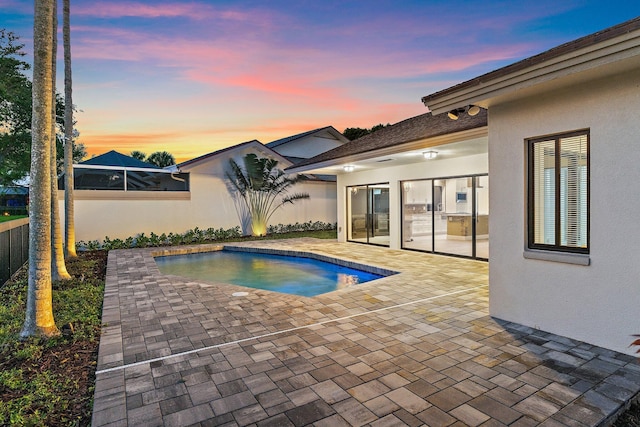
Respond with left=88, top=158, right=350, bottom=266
left=65, top=1, right=545, bottom=114
left=67, top=1, right=578, bottom=163
left=73, top=2, right=244, bottom=20
left=0, top=0, right=29, bottom=12
left=413, top=43, right=536, bottom=75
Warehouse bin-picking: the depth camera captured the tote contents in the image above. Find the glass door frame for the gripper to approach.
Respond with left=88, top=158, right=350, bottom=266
left=346, top=182, right=390, bottom=247
left=400, top=173, right=488, bottom=261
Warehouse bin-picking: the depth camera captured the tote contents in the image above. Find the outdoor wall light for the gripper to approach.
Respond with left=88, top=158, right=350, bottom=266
left=343, top=165, right=355, bottom=172
left=423, top=151, right=438, bottom=160
left=447, top=108, right=464, bottom=120
left=447, top=105, right=481, bottom=120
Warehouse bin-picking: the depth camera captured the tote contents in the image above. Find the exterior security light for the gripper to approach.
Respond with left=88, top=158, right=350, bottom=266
left=343, top=165, right=354, bottom=172
left=447, top=105, right=481, bottom=119
left=467, top=105, right=481, bottom=116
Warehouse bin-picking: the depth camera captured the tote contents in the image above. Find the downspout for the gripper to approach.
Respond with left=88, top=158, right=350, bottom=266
left=170, top=171, right=187, bottom=190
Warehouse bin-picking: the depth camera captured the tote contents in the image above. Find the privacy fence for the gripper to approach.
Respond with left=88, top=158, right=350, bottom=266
left=0, top=218, right=29, bottom=286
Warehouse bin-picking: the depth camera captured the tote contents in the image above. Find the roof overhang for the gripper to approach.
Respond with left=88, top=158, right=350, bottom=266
left=287, top=126, right=487, bottom=175
left=422, top=18, right=640, bottom=114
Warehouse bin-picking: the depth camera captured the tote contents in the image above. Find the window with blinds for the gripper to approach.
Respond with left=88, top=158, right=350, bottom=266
left=527, top=130, right=589, bottom=253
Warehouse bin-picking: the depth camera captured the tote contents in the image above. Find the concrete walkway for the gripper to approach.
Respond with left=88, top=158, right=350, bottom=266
left=92, top=239, right=639, bottom=426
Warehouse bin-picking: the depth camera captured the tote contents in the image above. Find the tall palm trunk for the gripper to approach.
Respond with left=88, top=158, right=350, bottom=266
left=63, top=0, right=76, bottom=258
left=21, top=0, right=60, bottom=338
left=50, top=0, right=70, bottom=281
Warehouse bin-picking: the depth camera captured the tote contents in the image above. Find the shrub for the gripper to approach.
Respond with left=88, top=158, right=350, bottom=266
left=75, top=223, right=333, bottom=251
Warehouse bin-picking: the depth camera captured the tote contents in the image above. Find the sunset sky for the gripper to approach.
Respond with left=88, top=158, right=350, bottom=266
left=1, top=1, right=639, bottom=162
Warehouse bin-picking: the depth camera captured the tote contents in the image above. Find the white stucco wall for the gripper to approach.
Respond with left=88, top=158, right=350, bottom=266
left=488, top=69, right=640, bottom=355
left=58, top=192, right=192, bottom=242
left=335, top=153, right=488, bottom=248
left=59, top=144, right=337, bottom=242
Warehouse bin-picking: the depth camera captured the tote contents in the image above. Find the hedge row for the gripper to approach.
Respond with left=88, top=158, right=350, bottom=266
left=77, top=221, right=337, bottom=251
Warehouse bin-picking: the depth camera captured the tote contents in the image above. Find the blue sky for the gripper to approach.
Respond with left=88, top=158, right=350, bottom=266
left=1, top=1, right=639, bottom=161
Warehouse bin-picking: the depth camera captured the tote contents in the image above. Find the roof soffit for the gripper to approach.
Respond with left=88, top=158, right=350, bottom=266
left=287, top=126, right=487, bottom=174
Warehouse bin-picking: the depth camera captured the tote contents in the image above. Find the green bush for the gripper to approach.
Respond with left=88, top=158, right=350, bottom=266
left=76, top=222, right=335, bottom=251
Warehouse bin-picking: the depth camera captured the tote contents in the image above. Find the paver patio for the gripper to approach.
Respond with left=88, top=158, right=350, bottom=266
left=92, top=238, right=639, bottom=426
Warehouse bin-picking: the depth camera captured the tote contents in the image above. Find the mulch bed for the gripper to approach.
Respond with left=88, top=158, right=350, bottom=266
left=0, top=250, right=108, bottom=426
left=613, top=401, right=640, bottom=426
left=0, top=341, right=99, bottom=424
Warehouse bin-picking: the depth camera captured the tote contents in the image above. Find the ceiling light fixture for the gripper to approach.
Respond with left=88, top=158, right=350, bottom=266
left=467, top=105, right=480, bottom=116
left=343, top=165, right=354, bottom=172
left=423, top=151, right=438, bottom=160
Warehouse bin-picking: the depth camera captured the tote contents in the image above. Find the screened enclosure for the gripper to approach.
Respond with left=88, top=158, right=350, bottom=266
left=58, top=165, right=189, bottom=192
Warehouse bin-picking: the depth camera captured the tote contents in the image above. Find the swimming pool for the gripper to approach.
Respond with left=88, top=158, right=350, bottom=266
left=154, top=250, right=385, bottom=297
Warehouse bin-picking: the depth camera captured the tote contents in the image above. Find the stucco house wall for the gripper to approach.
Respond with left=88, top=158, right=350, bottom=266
left=488, top=68, right=640, bottom=355
left=335, top=153, right=488, bottom=248
left=60, top=142, right=337, bottom=242
left=61, top=192, right=190, bottom=242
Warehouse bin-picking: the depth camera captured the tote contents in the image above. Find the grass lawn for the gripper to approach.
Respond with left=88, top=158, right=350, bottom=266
left=0, top=215, right=27, bottom=223
left=1, top=228, right=638, bottom=426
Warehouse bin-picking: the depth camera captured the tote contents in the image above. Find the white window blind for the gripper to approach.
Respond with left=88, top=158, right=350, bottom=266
left=529, top=131, right=589, bottom=253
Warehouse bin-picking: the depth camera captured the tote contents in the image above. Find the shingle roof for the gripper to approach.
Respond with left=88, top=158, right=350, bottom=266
left=265, top=126, right=338, bottom=149
left=176, top=140, right=263, bottom=169
left=288, top=110, right=487, bottom=170
left=0, top=186, right=28, bottom=196
left=421, top=16, right=640, bottom=107
left=80, top=150, right=161, bottom=169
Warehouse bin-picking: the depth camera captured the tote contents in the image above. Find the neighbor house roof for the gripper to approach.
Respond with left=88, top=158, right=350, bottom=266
left=177, top=139, right=336, bottom=182
left=0, top=186, right=28, bottom=196
left=80, top=150, right=161, bottom=169
left=176, top=140, right=267, bottom=169
left=422, top=16, right=640, bottom=114
left=265, top=126, right=347, bottom=150
left=287, top=110, right=487, bottom=172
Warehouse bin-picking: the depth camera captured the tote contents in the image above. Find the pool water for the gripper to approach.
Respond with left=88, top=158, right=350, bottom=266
left=155, top=250, right=383, bottom=297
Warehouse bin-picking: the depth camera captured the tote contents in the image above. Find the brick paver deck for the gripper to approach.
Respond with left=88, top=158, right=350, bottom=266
left=92, top=238, right=639, bottom=426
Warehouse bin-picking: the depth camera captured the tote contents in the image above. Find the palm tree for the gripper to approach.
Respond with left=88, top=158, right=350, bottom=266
left=130, top=150, right=146, bottom=162
left=21, top=0, right=59, bottom=338
left=226, top=153, right=309, bottom=236
left=63, top=0, right=76, bottom=258
left=49, top=0, right=70, bottom=281
left=146, top=150, right=175, bottom=167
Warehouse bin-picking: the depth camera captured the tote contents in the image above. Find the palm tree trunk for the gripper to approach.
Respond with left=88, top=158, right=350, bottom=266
left=50, top=0, right=71, bottom=281
left=63, top=0, right=76, bottom=258
left=21, top=0, right=60, bottom=338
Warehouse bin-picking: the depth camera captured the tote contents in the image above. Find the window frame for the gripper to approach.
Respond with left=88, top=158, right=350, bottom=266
left=526, top=129, right=590, bottom=255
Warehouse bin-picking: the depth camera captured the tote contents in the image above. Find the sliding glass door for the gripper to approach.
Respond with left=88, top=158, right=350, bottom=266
left=347, top=183, right=390, bottom=247
left=401, top=175, right=488, bottom=260
left=402, top=180, right=436, bottom=252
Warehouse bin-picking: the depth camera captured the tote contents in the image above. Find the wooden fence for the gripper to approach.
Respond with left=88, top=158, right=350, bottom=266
left=0, top=217, right=29, bottom=285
